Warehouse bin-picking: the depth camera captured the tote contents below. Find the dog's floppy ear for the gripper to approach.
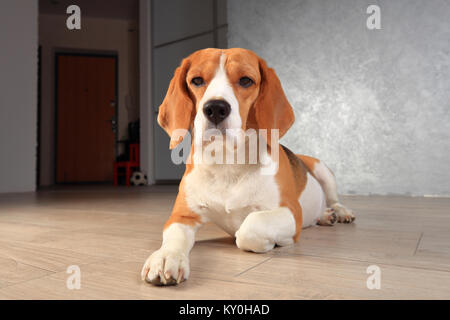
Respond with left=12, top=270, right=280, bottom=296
left=158, top=58, right=194, bottom=149
left=253, top=58, right=295, bottom=144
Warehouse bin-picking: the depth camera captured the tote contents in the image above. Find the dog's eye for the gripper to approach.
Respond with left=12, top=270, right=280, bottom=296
left=239, top=76, right=254, bottom=88
left=191, top=77, right=204, bottom=87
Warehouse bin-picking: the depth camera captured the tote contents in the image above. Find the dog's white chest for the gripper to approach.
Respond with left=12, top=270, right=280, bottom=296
left=184, top=165, right=280, bottom=235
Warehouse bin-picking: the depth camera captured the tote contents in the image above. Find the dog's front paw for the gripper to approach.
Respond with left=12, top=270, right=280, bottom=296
left=235, top=212, right=277, bottom=253
left=331, top=203, right=355, bottom=224
left=141, top=248, right=189, bottom=286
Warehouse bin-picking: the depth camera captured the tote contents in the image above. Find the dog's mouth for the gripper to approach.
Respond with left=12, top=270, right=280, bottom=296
left=195, top=126, right=245, bottom=155
left=204, top=123, right=233, bottom=134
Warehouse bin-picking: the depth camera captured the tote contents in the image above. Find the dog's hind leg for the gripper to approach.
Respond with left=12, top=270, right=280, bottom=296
left=298, top=155, right=355, bottom=224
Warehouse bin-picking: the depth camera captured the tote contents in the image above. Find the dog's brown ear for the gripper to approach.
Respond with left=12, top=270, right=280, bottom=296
left=253, top=58, right=295, bottom=144
left=158, top=58, right=195, bottom=149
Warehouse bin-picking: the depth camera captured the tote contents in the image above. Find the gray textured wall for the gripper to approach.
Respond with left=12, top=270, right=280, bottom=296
left=0, top=0, right=37, bottom=193
left=228, top=0, right=450, bottom=196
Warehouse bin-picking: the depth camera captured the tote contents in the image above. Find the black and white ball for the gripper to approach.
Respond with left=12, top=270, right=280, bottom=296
left=130, top=171, right=147, bottom=186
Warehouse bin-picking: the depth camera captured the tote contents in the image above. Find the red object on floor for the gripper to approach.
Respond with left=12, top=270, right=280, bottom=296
left=113, top=143, right=140, bottom=186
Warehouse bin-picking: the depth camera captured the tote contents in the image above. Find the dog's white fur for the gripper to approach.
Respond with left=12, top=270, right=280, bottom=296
left=300, top=172, right=327, bottom=227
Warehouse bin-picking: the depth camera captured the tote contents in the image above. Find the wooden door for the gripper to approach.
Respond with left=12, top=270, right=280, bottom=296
left=56, top=55, right=116, bottom=183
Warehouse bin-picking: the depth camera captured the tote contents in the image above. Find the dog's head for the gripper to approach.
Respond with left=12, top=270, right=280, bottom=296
left=158, top=48, right=294, bottom=149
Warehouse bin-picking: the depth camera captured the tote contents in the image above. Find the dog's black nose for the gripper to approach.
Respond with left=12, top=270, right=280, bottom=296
left=203, top=99, right=231, bottom=125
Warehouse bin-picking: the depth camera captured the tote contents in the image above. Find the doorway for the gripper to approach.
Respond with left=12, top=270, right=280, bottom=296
left=55, top=53, right=118, bottom=183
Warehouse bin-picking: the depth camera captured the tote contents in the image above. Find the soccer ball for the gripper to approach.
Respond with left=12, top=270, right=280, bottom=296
left=130, top=171, right=147, bottom=186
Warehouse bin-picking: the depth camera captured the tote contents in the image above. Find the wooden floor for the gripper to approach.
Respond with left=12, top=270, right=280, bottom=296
left=0, top=185, right=449, bottom=299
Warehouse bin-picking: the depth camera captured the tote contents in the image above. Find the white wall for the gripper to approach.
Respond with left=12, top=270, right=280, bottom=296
left=0, top=1, right=38, bottom=193
left=39, top=14, right=139, bottom=186
left=229, top=0, right=450, bottom=196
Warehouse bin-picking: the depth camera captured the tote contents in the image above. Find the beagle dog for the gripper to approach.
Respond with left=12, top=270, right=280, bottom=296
left=141, top=48, right=355, bottom=286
